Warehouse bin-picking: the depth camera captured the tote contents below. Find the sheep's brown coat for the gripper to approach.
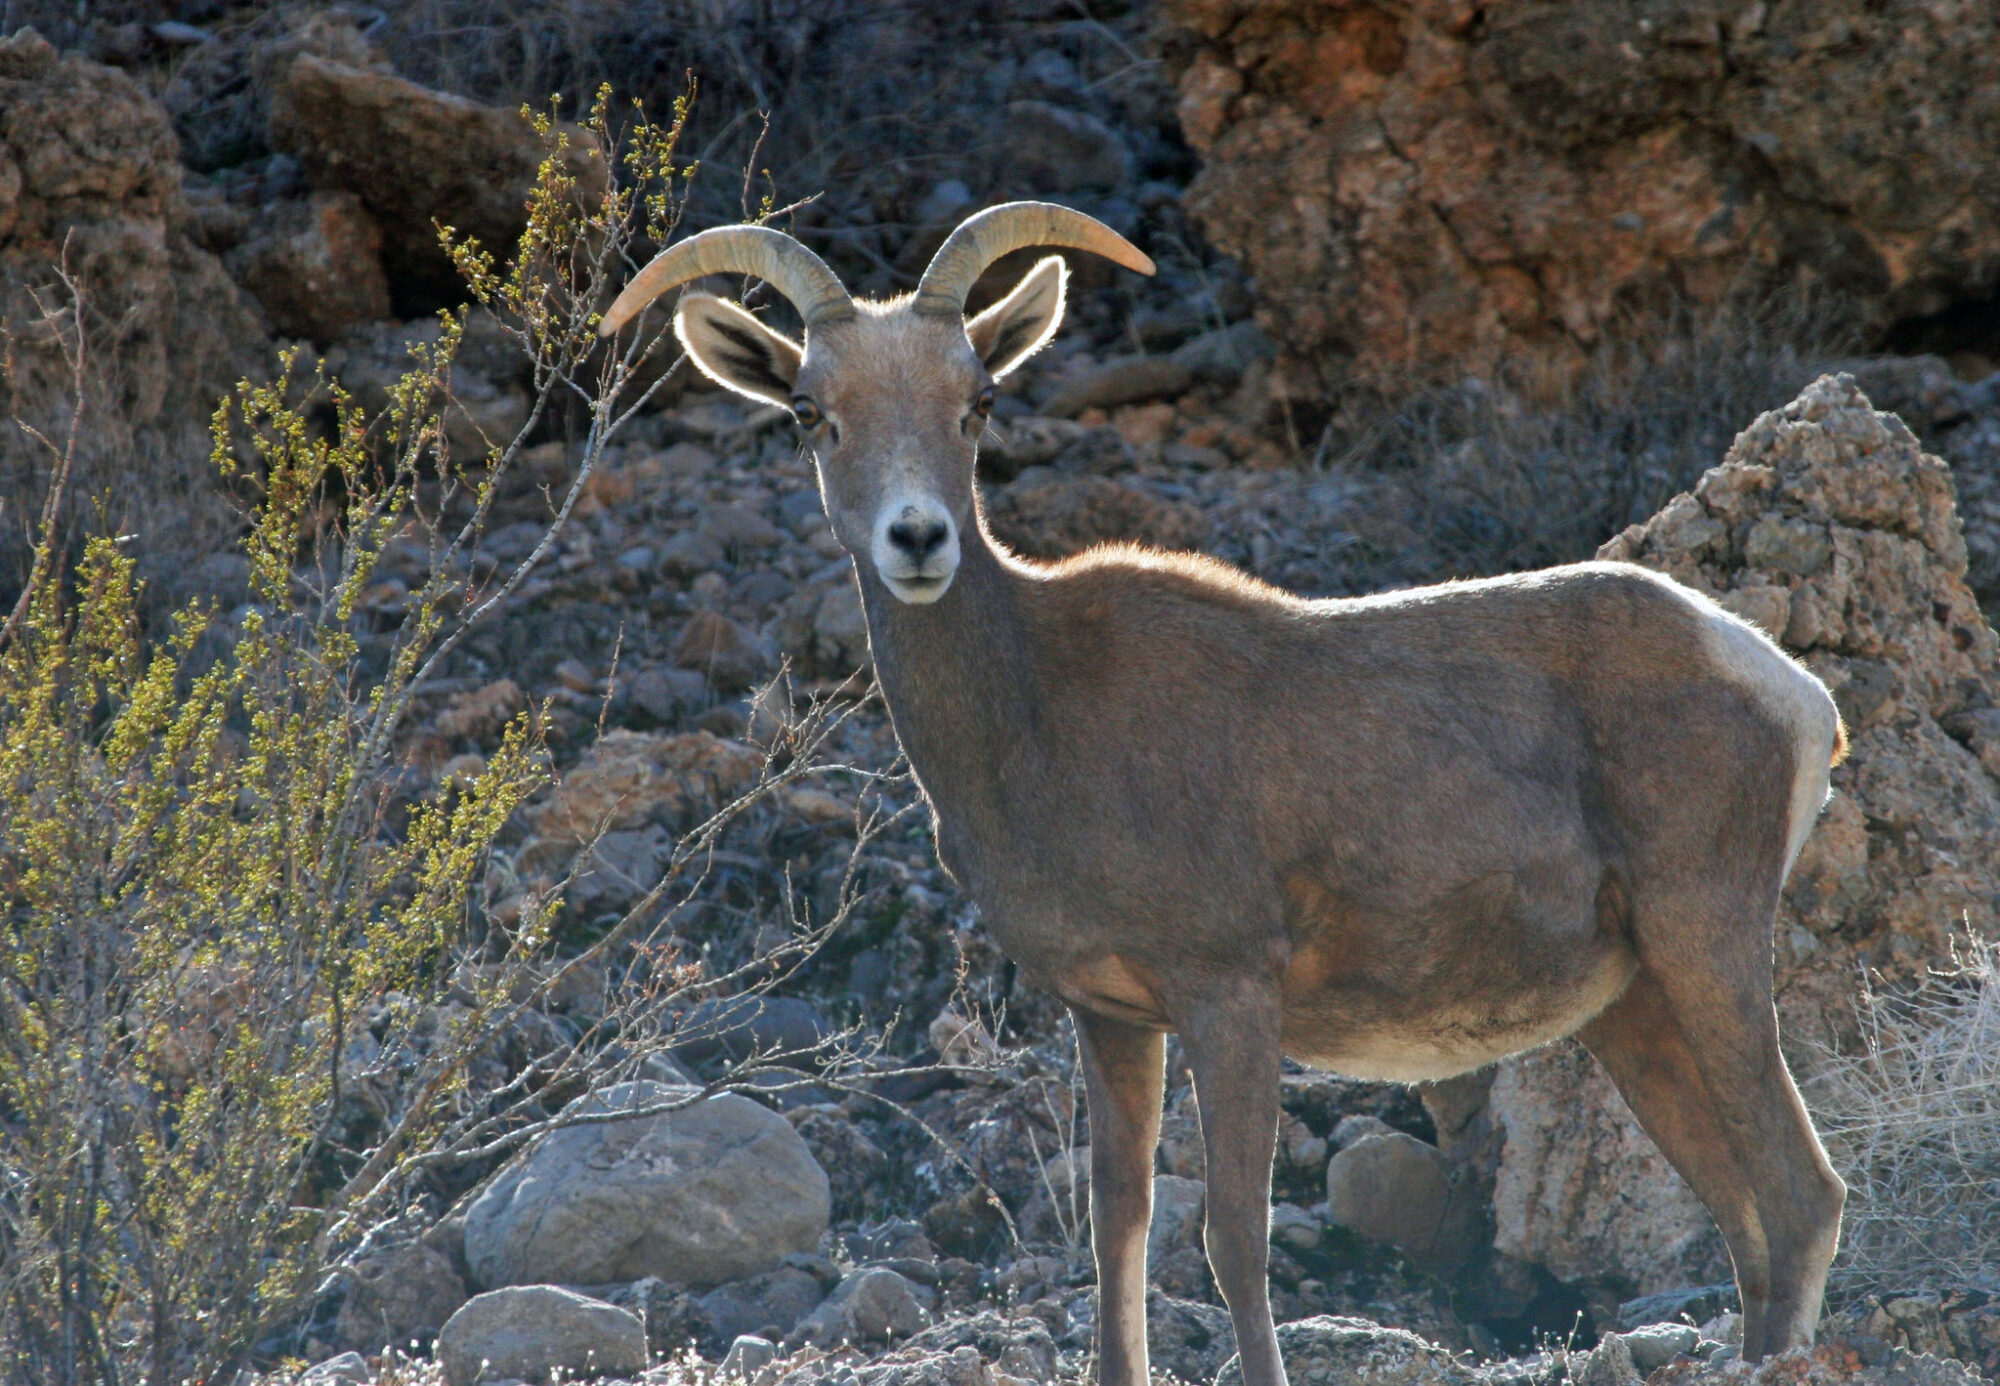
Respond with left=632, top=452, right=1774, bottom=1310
left=601, top=205, right=1849, bottom=1386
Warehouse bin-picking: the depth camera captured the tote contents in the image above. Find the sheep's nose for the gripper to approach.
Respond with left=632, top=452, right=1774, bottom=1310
left=887, top=513, right=950, bottom=560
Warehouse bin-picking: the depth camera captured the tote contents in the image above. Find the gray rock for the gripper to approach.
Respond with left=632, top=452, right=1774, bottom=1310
left=627, top=666, right=709, bottom=723
left=700, top=1267, right=827, bottom=1343
left=723, top=1334, right=779, bottom=1379
left=300, top=1352, right=371, bottom=1386
left=464, top=1080, right=830, bottom=1290
left=1144, top=1290, right=1235, bottom=1383
left=700, top=502, right=782, bottom=555
left=569, top=824, right=672, bottom=914
left=1325, top=1132, right=1483, bottom=1279
left=1215, top=1315, right=1475, bottom=1386
left=900, top=1309, right=1060, bottom=1384
left=1147, top=1173, right=1206, bottom=1267
left=1270, top=1201, right=1321, bottom=1253
left=1332, top=1114, right=1398, bottom=1149
left=672, top=995, right=830, bottom=1071
left=791, top=1267, right=934, bottom=1348
left=658, top=527, right=726, bottom=579
left=1488, top=1041, right=1725, bottom=1294
left=1620, top=1322, right=1701, bottom=1372
left=1577, top=1330, right=1643, bottom=1386
left=672, top=609, right=771, bottom=693
left=1616, top=1282, right=1736, bottom=1333
left=332, top=1239, right=467, bottom=1354
left=435, top=1285, right=646, bottom=1386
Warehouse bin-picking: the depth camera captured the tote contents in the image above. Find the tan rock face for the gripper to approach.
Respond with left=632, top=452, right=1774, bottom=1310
left=1486, top=373, right=2000, bottom=1294
left=268, top=53, right=606, bottom=309
left=1160, top=1, right=2000, bottom=397
left=0, top=28, right=268, bottom=586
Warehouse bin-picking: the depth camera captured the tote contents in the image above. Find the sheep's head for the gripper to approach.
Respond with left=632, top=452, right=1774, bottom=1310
left=599, top=203, right=1154, bottom=604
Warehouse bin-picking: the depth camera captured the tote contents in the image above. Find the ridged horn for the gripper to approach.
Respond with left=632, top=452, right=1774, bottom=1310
left=598, top=225, right=854, bottom=337
left=913, top=201, right=1155, bottom=317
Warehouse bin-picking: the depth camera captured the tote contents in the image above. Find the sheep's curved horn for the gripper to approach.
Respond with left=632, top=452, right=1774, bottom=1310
left=598, top=225, right=854, bottom=337
left=913, top=201, right=1155, bottom=317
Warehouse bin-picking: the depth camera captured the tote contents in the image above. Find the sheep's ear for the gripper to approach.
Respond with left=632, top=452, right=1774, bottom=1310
left=966, top=255, right=1066, bottom=380
left=675, top=294, right=803, bottom=407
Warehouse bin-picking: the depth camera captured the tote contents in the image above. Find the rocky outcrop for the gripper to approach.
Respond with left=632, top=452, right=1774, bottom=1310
left=268, top=53, right=605, bottom=311
left=223, top=189, right=389, bottom=342
left=0, top=27, right=268, bottom=589
left=462, top=1080, right=830, bottom=1291
left=1484, top=374, right=2000, bottom=1296
left=1161, top=1, right=2000, bottom=397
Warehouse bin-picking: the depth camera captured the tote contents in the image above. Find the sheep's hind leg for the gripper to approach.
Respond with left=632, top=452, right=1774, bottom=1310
left=1580, top=956, right=1843, bottom=1359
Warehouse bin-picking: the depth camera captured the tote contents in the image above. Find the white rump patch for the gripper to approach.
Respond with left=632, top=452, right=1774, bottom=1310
left=1694, top=604, right=1839, bottom=878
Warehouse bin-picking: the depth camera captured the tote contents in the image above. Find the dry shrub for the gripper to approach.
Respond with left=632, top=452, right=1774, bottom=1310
left=1807, top=940, right=2000, bottom=1297
left=0, top=91, right=901, bottom=1386
left=1324, top=291, right=1856, bottom=587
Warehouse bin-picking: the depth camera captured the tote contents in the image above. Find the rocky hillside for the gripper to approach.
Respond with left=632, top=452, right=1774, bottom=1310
left=2, top=5, right=1999, bottom=1386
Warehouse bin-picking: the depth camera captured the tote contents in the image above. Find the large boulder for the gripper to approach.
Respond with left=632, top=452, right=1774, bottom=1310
left=463, top=1079, right=830, bottom=1290
left=1161, top=1, right=2000, bottom=396
left=0, top=28, right=269, bottom=589
left=1487, top=1041, right=1727, bottom=1295
left=1485, top=373, right=2000, bottom=1292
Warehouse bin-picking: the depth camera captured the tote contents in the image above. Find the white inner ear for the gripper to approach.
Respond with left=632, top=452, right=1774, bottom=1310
left=673, top=295, right=804, bottom=408
left=967, top=256, right=1067, bottom=379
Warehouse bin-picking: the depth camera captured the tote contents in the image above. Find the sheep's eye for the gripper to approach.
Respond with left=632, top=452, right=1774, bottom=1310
left=792, top=397, right=822, bottom=429
left=973, top=386, right=995, bottom=419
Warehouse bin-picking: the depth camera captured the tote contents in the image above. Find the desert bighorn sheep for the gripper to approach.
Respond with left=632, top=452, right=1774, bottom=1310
left=600, top=203, right=1848, bottom=1385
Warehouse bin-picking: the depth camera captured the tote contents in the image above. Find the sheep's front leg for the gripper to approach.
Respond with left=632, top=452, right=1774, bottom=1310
left=1182, top=987, right=1286, bottom=1386
left=1074, top=1009, right=1165, bottom=1386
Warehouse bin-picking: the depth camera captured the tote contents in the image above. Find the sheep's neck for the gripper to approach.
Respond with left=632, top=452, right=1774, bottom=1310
left=856, top=517, right=1043, bottom=876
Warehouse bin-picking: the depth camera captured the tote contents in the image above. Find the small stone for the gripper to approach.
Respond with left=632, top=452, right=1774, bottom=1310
left=1270, top=1202, right=1321, bottom=1253
left=1578, top=1330, right=1643, bottom=1386
left=463, top=1080, right=829, bottom=1290
left=658, top=528, right=726, bottom=579
left=1331, top=1114, right=1396, bottom=1149
left=722, top=1334, right=778, bottom=1379
left=672, top=610, right=771, bottom=693
left=700, top=501, right=783, bottom=554
left=1621, top=1322, right=1700, bottom=1372
left=626, top=666, right=708, bottom=723
left=701, top=1268, right=825, bottom=1344
left=435, top=1285, right=646, bottom=1386
left=1148, top=1174, right=1206, bottom=1266
left=1325, top=1132, right=1483, bottom=1279
left=300, top=1352, right=371, bottom=1386
left=791, top=1267, right=934, bottom=1347
left=1216, top=1316, right=1474, bottom=1386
